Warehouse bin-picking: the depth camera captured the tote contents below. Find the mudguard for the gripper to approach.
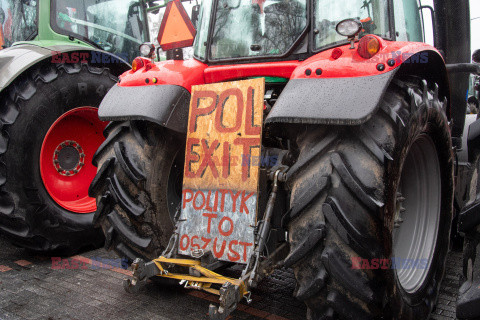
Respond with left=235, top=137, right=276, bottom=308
left=98, top=84, right=190, bottom=133
left=0, top=43, right=130, bottom=91
left=104, top=71, right=393, bottom=130
left=265, top=71, right=395, bottom=125
left=266, top=46, right=449, bottom=126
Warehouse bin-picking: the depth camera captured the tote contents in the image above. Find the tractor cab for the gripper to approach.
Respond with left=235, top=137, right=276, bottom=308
left=0, top=0, right=37, bottom=49
left=0, top=0, right=149, bottom=62
left=188, top=0, right=423, bottom=63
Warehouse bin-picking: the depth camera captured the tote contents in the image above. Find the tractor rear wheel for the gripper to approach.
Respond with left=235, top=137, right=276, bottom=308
left=89, top=121, right=184, bottom=261
left=285, top=79, right=453, bottom=319
left=0, top=62, right=115, bottom=252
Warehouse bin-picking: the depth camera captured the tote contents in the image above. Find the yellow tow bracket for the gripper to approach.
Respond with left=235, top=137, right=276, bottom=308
left=152, top=256, right=248, bottom=297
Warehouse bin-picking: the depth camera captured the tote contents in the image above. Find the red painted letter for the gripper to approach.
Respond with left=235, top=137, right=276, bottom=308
left=213, top=237, right=227, bottom=259
left=245, top=86, right=261, bottom=135
left=215, top=88, right=244, bottom=133
left=182, top=189, right=193, bottom=209
left=228, top=240, right=241, bottom=262
left=218, top=216, right=234, bottom=237
left=202, top=212, right=218, bottom=234
left=189, top=90, right=218, bottom=133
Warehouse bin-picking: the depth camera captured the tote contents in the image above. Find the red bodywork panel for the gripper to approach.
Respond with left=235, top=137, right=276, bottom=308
left=293, top=38, right=440, bottom=79
left=203, top=61, right=299, bottom=83
left=119, top=58, right=207, bottom=91
left=118, top=38, right=441, bottom=90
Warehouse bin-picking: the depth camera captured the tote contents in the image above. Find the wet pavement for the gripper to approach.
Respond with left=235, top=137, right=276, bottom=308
left=0, top=234, right=462, bottom=320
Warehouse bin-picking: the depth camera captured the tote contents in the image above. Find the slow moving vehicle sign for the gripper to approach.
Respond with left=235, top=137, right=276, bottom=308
left=157, top=0, right=196, bottom=51
left=178, top=78, right=265, bottom=263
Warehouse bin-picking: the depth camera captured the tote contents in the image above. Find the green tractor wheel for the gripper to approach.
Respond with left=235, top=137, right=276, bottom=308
left=0, top=61, right=116, bottom=253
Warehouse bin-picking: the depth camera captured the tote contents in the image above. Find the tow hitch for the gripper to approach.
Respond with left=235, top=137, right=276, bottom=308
left=123, top=256, right=249, bottom=317
left=123, top=168, right=286, bottom=319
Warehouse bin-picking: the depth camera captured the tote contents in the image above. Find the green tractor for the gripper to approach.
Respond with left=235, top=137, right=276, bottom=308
left=0, top=0, right=152, bottom=253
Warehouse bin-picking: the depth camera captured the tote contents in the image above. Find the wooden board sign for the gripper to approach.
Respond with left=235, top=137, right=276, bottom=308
left=177, top=78, right=264, bottom=263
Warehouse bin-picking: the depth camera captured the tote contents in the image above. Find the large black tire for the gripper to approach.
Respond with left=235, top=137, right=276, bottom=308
left=0, top=62, right=116, bottom=252
left=89, top=121, right=184, bottom=261
left=284, top=79, right=453, bottom=319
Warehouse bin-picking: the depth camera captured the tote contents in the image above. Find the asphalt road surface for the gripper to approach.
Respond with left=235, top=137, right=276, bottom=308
left=0, top=234, right=462, bottom=320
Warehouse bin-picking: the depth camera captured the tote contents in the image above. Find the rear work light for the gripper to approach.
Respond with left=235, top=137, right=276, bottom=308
left=336, top=19, right=362, bottom=38
left=357, top=35, right=381, bottom=59
left=139, top=43, right=155, bottom=59
left=132, top=57, right=145, bottom=72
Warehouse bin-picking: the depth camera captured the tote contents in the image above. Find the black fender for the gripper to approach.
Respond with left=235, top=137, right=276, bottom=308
left=98, top=73, right=395, bottom=132
left=100, top=72, right=395, bottom=132
left=265, top=71, right=395, bottom=125
left=0, top=43, right=130, bottom=91
left=97, top=84, right=191, bottom=133
left=265, top=50, right=450, bottom=127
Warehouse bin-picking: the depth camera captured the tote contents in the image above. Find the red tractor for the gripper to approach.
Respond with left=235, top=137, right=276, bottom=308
left=90, top=0, right=480, bottom=319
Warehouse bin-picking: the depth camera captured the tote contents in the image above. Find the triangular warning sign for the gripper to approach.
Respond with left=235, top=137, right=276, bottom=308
left=157, top=0, right=197, bottom=51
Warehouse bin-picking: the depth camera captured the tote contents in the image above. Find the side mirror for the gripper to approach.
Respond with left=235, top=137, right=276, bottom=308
left=419, top=6, right=437, bottom=47
left=473, top=49, right=480, bottom=64
left=191, top=5, right=200, bottom=28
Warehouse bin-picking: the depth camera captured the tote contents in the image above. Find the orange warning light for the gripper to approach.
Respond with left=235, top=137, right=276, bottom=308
left=157, top=0, right=197, bottom=51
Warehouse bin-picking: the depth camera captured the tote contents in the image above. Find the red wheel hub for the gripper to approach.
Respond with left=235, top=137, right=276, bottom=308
left=40, top=107, right=107, bottom=213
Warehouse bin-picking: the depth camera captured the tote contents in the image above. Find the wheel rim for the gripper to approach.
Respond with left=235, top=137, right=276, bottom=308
left=393, top=135, right=441, bottom=294
left=40, top=107, right=107, bottom=213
